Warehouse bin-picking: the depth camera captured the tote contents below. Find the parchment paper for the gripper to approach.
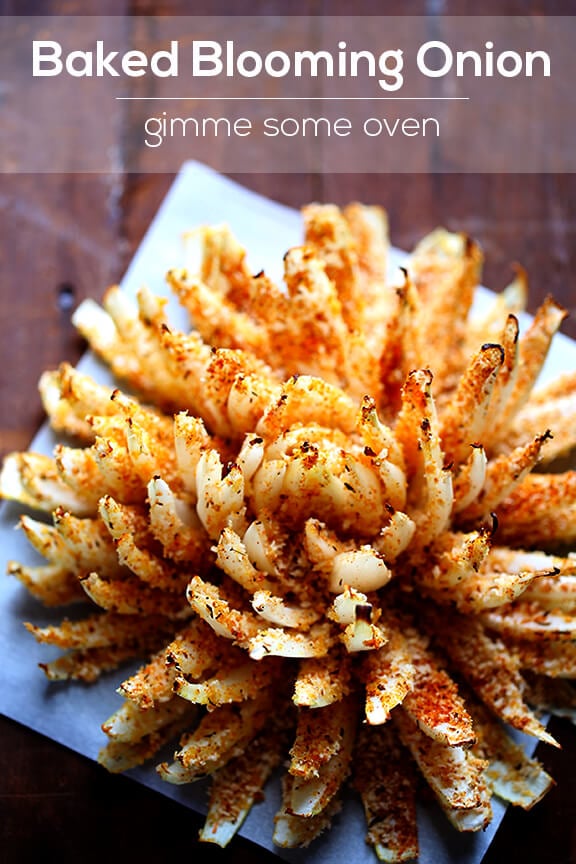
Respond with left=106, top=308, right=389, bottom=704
left=1, top=162, right=574, bottom=864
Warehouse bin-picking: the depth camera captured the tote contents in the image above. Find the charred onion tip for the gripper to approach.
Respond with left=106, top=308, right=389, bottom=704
left=480, top=343, right=506, bottom=363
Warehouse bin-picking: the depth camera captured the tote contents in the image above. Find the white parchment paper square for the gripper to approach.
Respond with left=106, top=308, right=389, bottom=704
left=1, top=162, right=574, bottom=864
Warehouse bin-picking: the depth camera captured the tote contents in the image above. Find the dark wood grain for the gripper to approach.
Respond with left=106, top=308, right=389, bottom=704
left=0, top=716, right=280, bottom=864
left=1, top=3, right=576, bottom=864
left=0, top=173, right=124, bottom=456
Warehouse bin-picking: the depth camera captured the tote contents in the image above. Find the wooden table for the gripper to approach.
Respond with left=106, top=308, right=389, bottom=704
left=1, top=3, right=575, bottom=863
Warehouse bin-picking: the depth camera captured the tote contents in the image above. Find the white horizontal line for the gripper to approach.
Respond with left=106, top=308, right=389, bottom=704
left=115, top=96, right=469, bottom=101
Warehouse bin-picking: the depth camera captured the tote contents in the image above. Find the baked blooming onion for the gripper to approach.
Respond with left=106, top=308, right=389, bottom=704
left=2, top=203, right=576, bottom=861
